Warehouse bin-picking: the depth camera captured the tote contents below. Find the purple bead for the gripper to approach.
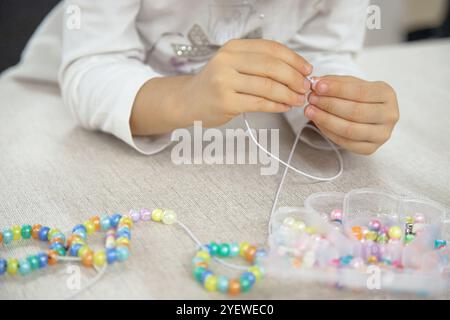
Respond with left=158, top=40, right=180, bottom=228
left=129, top=209, right=141, bottom=222
left=140, top=209, right=152, bottom=221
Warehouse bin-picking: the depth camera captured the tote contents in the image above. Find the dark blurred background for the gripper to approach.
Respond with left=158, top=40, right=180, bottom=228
left=0, top=0, right=449, bottom=73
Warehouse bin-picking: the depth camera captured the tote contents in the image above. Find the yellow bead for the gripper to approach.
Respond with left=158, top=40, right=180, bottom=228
left=119, top=216, right=133, bottom=228
left=77, top=245, right=91, bottom=258
left=48, top=228, right=60, bottom=239
left=239, top=242, right=250, bottom=256
left=151, top=208, right=164, bottom=222
left=196, top=250, right=211, bottom=263
left=11, top=225, right=21, bottom=241
left=248, top=266, right=262, bottom=281
left=305, top=227, right=316, bottom=234
left=93, top=250, right=106, bottom=267
left=83, top=221, right=96, bottom=235
left=116, top=237, right=130, bottom=247
left=204, top=275, right=218, bottom=291
left=7, top=258, right=19, bottom=275
left=162, top=210, right=177, bottom=225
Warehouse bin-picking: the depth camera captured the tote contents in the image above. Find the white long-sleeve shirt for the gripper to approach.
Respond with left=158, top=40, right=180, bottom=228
left=10, top=0, right=368, bottom=154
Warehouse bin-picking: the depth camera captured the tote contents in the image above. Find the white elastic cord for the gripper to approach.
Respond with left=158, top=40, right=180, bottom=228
left=65, top=264, right=108, bottom=300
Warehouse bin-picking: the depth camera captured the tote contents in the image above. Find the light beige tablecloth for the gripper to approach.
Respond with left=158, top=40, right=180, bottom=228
left=0, top=40, right=449, bottom=299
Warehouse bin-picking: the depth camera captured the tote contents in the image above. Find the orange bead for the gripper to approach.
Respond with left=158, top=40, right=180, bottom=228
left=50, top=237, right=65, bottom=245
left=90, top=216, right=101, bottom=231
left=47, top=250, right=58, bottom=265
left=195, top=261, right=208, bottom=268
left=31, top=224, right=42, bottom=239
left=245, top=246, right=257, bottom=263
left=351, top=226, right=363, bottom=241
left=228, top=279, right=241, bottom=296
left=66, top=235, right=81, bottom=248
left=82, top=251, right=93, bottom=267
left=0, top=232, right=2, bottom=244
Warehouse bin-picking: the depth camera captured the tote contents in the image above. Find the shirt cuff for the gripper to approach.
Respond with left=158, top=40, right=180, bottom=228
left=111, top=69, right=173, bottom=155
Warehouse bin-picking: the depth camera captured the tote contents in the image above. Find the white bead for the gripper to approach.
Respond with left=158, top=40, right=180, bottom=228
left=162, top=210, right=177, bottom=225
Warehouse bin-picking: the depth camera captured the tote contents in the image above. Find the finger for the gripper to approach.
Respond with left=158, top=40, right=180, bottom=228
left=235, top=93, right=292, bottom=113
left=313, top=76, right=389, bottom=103
left=222, top=39, right=313, bottom=76
left=230, top=52, right=311, bottom=94
left=234, top=73, right=306, bottom=106
left=304, top=105, right=389, bottom=143
left=316, top=124, right=379, bottom=155
left=308, top=94, right=386, bottom=124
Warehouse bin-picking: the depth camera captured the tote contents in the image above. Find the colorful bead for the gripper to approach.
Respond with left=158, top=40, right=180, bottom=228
left=368, top=219, right=381, bottom=232
left=248, top=266, right=263, bottom=281
left=193, top=266, right=207, bottom=282
left=330, top=209, right=343, bottom=222
left=239, top=242, right=250, bottom=256
left=140, top=209, right=152, bottom=221
left=83, top=220, right=96, bottom=235
left=162, top=210, right=177, bottom=225
left=119, top=216, right=133, bottom=228
left=239, top=274, right=252, bottom=293
left=151, top=208, right=164, bottom=222
left=351, top=226, right=363, bottom=241
left=47, top=250, right=58, bottom=265
left=81, top=251, right=93, bottom=267
left=27, top=255, right=40, bottom=270
left=218, top=243, right=230, bottom=257
left=37, top=252, right=48, bottom=268
left=116, top=246, right=130, bottom=261
left=2, top=229, right=13, bottom=244
left=196, top=250, right=211, bottom=263
left=11, top=225, right=22, bottom=240
left=228, top=279, right=241, bottom=295
left=217, top=276, right=229, bottom=293
left=38, top=226, right=50, bottom=241
left=90, top=216, right=101, bottom=231
left=110, top=214, right=122, bottom=228
left=0, top=259, right=6, bottom=275
left=100, top=215, right=111, bottom=231
left=129, top=209, right=141, bottom=222
left=204, top=275, right=218, bottom=291
left=93, top=250, right=107, bottom=267
left=435, top=239, right=447, bottom=250
left=365, top=231, right=378, bottom=241
left=7, top=258, right=19, bottom=275
left=208, top=242, right=219, bottom=256
left=388, top=226, right=402, bottom=240
left=31, top=224, right=42, bottom=239
left=106, top=248, right=117, bottom=264
left=405, top=234, right=415, bottom=244
left=229, top=243, right=240, bottom=257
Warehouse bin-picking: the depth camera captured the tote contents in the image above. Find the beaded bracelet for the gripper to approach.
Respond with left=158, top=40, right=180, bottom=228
left=191, top=242, right=266, bottom=295
left=0, top=224, right=66, bottom=276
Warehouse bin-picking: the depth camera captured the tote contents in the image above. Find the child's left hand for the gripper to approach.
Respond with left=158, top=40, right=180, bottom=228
left=305, top=75, right=399, bottom=155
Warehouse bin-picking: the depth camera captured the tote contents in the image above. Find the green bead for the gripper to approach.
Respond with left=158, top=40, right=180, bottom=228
left=240, top=275, right=252, bottom=293
left=218, top=243, right=230, bottom=257
left=21, top=225, right=32, bottom=239
left=193, top=266, right=206, bottom=282
left=27, top=255, right=40, bottom=270
left=209, top=242, right=219, bottom=256
left=55, top=247, right=66, bottom=256
left=405, top=234, right=415, bottom=244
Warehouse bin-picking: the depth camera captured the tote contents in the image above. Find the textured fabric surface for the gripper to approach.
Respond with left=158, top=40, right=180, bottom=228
left=0, top=40, right=449, bottom=299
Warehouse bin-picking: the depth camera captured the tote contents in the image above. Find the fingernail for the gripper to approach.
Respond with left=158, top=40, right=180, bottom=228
left=298, top=94, right=306, bottom=104
left=303, top=79, right=311, bottom=91
left=308, top=94, right=318, bottom=104
left=305, top=105, right=316, bottom=119
left=316, top=81, right=328, bottom=94
left=304, top=64, right=313, bottom=75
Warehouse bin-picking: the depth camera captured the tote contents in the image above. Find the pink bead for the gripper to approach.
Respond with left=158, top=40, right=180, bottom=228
left=414, top=213, right=425, bottom=223
left=129, top=209, right=141, bottom=222
left=140, top=209, right=152, bottom=221
left=368, top=219, right=381, bottom=232
left=330, top=209, right=343, bottom=221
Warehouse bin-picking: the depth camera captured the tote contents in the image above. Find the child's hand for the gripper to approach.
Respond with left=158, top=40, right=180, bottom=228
left=178, top=39, right=313, bottom=127
left=305, top=76, right=399, bottom=155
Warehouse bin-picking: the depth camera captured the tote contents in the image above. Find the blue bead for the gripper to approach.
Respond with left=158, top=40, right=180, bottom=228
left=241, top=271, right=256, bottom=285
left=106, top=248, right=117, bottom=264
left=69, top=243, right=83, bottom=257
left=0, top=259, right=6, bottom=275
left=200, top=270, right=213, bottom=284
left=116, top=246, right=129, bottom=261
left=100, top=215, right=112, bottom=231
left=73, top=229, right=87, bottom=240
left=255, top=249, right=267, bottom=258
left=229, top=243, right=240, bottom=257
left=38, top=226, right=51, bottom=241
left=72, top=224, right=86, bottom=233
left=2, top=229, right=13, bottom=244
left=37, top=252, right=48, bottom=268
left=110, top=214, right=122, bottom=228
left=217, top=275, right=229, bottom=293
left=50, top=242, right=63, bottom=251
left=116, top=230, right=131, bottom=240
left=18, top=259, right=32, bottom=276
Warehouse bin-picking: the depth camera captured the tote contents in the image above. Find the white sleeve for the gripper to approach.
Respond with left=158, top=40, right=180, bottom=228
left=284, top=0, right=369, bottom=133
left=59, top=0, right=172, bottom=155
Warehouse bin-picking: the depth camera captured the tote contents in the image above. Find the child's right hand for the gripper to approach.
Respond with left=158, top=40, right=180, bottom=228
left=177, top=39, right=313, bottom=128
